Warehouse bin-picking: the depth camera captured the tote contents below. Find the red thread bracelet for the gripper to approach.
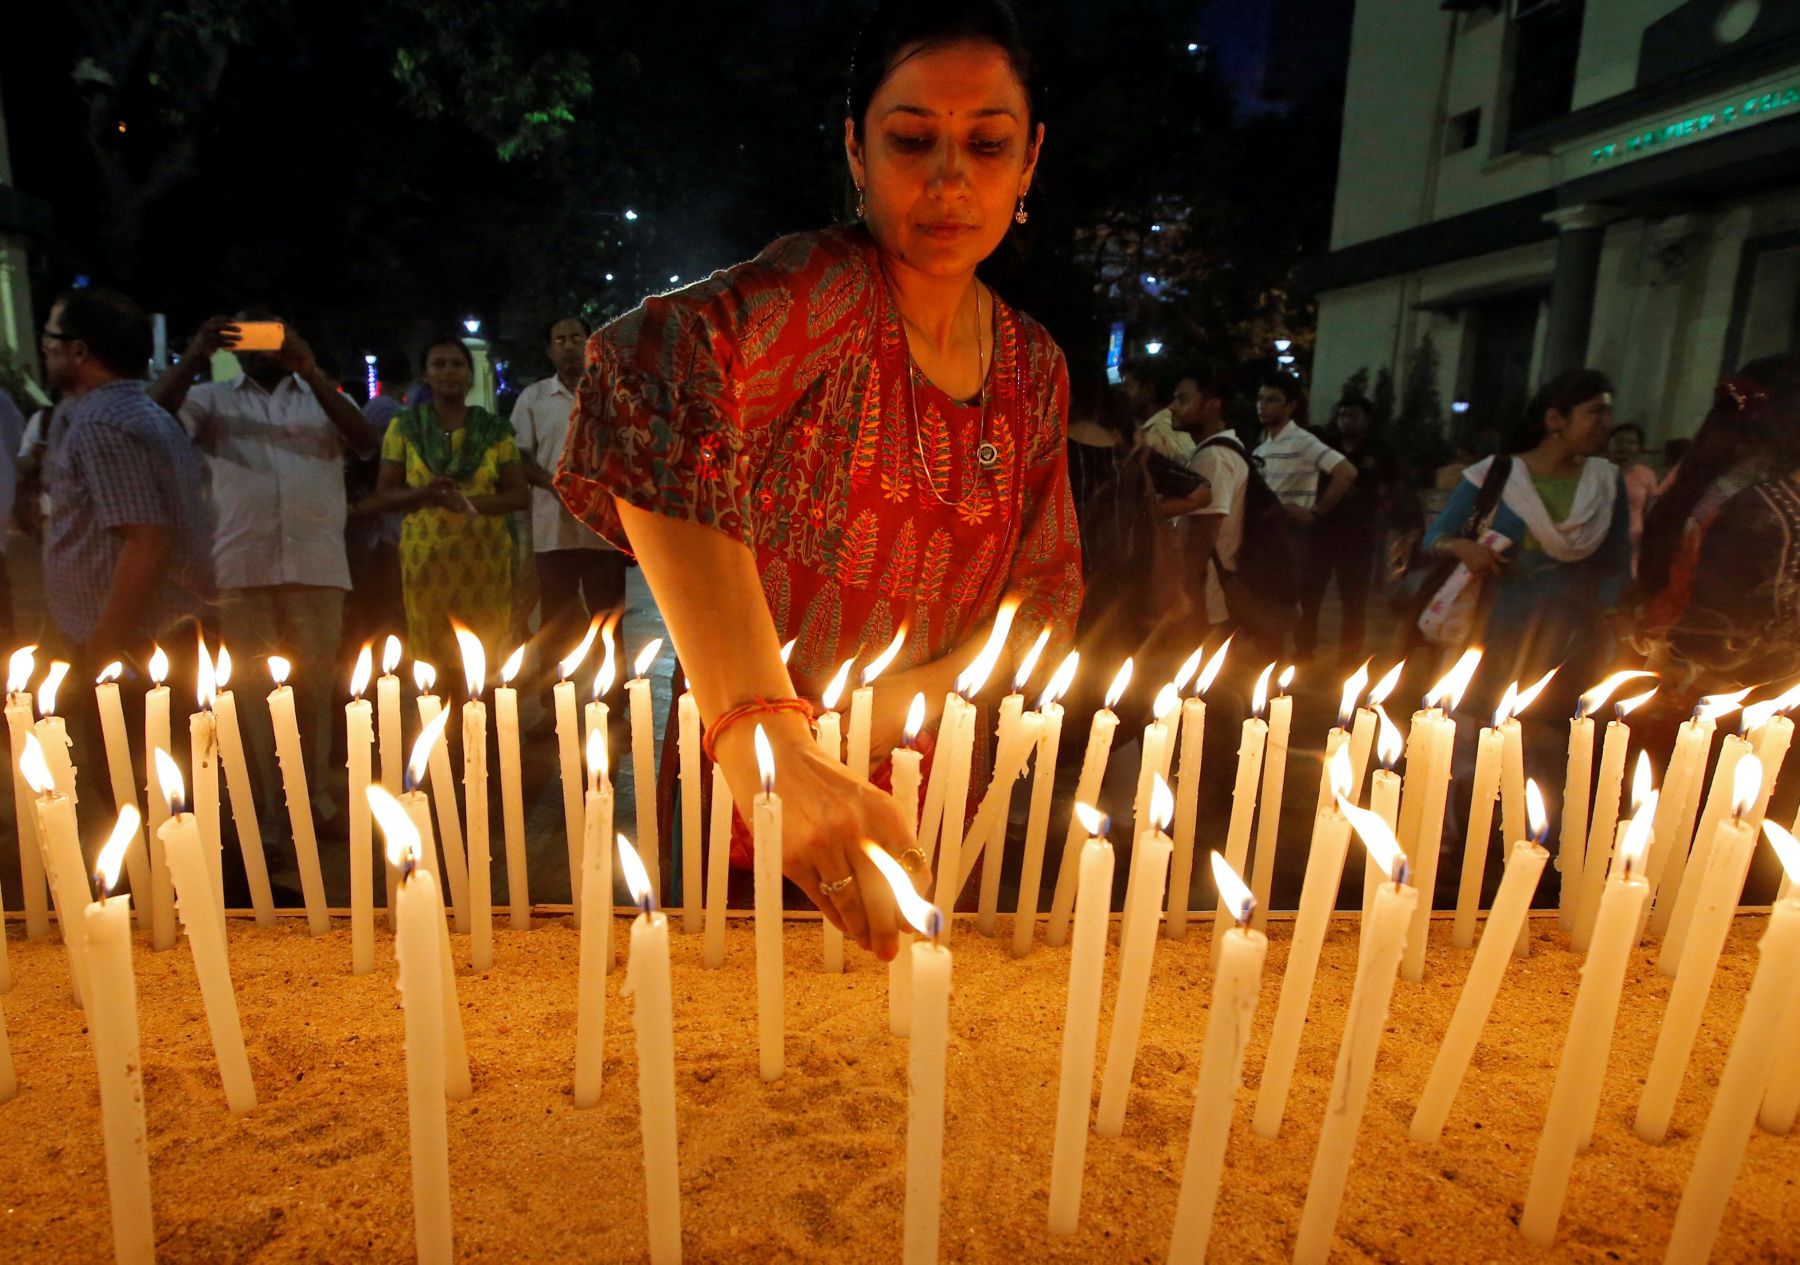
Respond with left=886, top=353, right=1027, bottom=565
left=702, top=696, right=816, bottom=764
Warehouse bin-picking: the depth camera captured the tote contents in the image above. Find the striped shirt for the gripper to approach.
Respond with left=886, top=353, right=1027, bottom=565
left=1253, top=421, right=1346, bottom=511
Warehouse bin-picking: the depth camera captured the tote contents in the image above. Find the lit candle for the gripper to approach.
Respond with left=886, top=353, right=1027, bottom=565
left=22, top=735, right=92, bottom=1006
left=211, top=645, right=275, bottom=928
left=932, top=607, right=1014, bottom=935
left=1168, top=853, right=1267, bottom=1264
left=1013, top=654, right=1078, bottom=958
left=1212, top=663, right=1273, bottom=969
left=1450, top=687, right=1510, bottom=951
left=617, top=836, right=682, bottom=1265
left=1096, top=775, right=1175, bottom=1136
left=753, top=726, right=784, bottom=1081
left=1635, top=757, right=1763, bottom=1142
left=861, top=844, right=951, bottom=1265
left=367, top=787, right=454, bottom=1265
left=1743, top=688, right=1797, bottom=832
left=848, top=628, right=906, bottom=783
left=889, top=694, right=927, bottom=1033
left=5, top=645, right=50, bottom=939
left=1519, top=789, right=1657, bottom=1247
left=1166, top=642, right=1229, bottom=942
left=83, top=809, right=154, bottom=1263
left=1251, top=747, right=1355, bottom=1139
left=186, top=643, right=224, bottom=931
left=1045, top=657, right=1130, bottom=948
left=267, top=656, right=330, bottom=935
left=574, top=731, right=614, bottom=1108
left=1499, top=669, right=1555, bottom=856
left=1665, top=822, right=1800, bottom=1259
left=1248, top=665, right=1296, bottom=932
left=1645, top=692, right=1746, bottom=938
left=627, top=637, right=665, bottom=906
left=33, top=662, right=77, bottom=809
left=586, top=650, right=620, bottom=967
left=1360, top=707, right=1405, bottom=949
left=972, top=631, right=1050, bottom=935
left=1559, top=672, right=1652, bottom=935
left=677, top=675, right=703, bottom=934
left=1401, top=649, right=1482, bottom=982
left=495, top=644, right=530, bottom=935
left=1292, top=798, right=1418, bottom=1265
left=93, top=661, right=152, bottom=930
left=412, top=662, right=469, bottom=933
left=1346, top=660, right=1402, bottom=805
left=1114, top=682, right=1177, bottom=954
left=1411, top=785, right=1551, bottom=1141
left=1658, top=725, right=1753, bottom=971
left=1313, top=661, right=1366, bottom=821
left=1573, top=690, right=1657, bottom=951
left=452, top=625, right=495, bottom=968
left=153, top=748, right=257, bottom=1113
left=399, top=712, right=472, bottom=1101
left=703, top=761, right=732, bottom=971
left=817, top=656, right=853, bottom=972
left=377, top=633, right=405, bottom=793
left=554, top=617, right=601, bottom=930
left=144, top=645, right=177, bottom=950
left=346, top=644, right=376, bottom=975
left=1047, top=804, right=1112, bottom=1234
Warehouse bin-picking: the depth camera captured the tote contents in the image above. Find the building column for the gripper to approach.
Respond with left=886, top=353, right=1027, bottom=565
left=1540, top=204, right=1619, bottom=377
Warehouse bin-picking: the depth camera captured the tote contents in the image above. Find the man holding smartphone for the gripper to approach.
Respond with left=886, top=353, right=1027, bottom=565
left=152, top=308, right=379, bottom=841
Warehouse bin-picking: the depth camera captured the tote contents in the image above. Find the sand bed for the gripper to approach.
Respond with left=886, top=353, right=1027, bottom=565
left=0, top=910, right=1794, bottom=1262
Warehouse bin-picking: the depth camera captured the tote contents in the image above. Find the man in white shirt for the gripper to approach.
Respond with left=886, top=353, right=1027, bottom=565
left=1154, top=367, right=1245, bottom=632
left=513, top=316, right=624, bottom=681
left=153, top=310, right=380, bottom=835
left=1252, top=374, right=1356, bottom=659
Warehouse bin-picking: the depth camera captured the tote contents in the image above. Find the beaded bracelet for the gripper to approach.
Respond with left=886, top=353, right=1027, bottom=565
left=702, top=696, right=817, bottom=765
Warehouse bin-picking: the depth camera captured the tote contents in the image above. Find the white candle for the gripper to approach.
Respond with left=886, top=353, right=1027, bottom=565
left=143, top=647, right=177, bottom=950
left=186, top=649, right=224, bottom=933
left=452, top=626, right=495, bottom=969
left=154, top=749, right=256, bottom=1113
left=1659, top=730, right=1752, bottom=969
left=628, top=638, right=665, bottom=907
left=413, top=668, right=469, bottom=933
left=1248, top=668, right=1295, bottom=932
left=1400, top=649, right=1481, bottom=981
left=1636, top=758, right=1763, bottom=1142
left=1045, top=658, right=1129, bottom=947
left=1014, top=655, right=1077, bottom=957
left=1451, top=722, right=1506, bottom=950
left=1349, top=660, right=1403, bottom=803
left=889, top=696, right=926, bottom=1033
left=1666, top=823, right=1800, bottom=1259
left=1519, top=792, right=1656, bottom=1247
left=266, top=658, right=329, bottom=935
left=847, top=629, right=904, bottom=784
left=346, top=646, right=376, bottom=976
left=1745, top=705, right=1793, bottom=833
left=494, top=646, right=529, bottom=937
left=817, top=656, right=851, bottom=971
left=1321, top=661, right=1367, bottom=817
left=1168, top=853, right=1267, bottom=1265
left=554, top=619, right=601, bottom=930
left=396, top=722, right=472, bottom=1101
left=1096, top=776, right=1174, bottom=1136
left=93, top=664, right=152, bottom=929
left=1166, top=696, right=1206, bottom=942
left=703, top=762, right=731, bottom=971
left=678, top=686, right=703, bottom=934
left=1113, top=685, right=1175, bottom=954
left=1497, top=670, right=1554, bottom=856
left=1359, top=707, right=1405, bottom=947
left=6, top=647, right=51, bottom=940
left=1251, top=748, right=1355, bottom=1139
left=1212, top=664, right=1273, bottom=969
left=752, top=727, right=784, bottom=1081
left=1046, top=808, right=1112, bottom=1234
left=212, top=646, right=275, bottom=927
left=22, top=737, right=91, bottom=1006
left=574, top=732, right=614, bottom=1108
left=84, top=812, right=154, bottom=1265
left=377, top=634, right=405, bottom=791
left=1411, top=795, right=1551, bottom=1142
left=1645, top=700, right=1735, bottom=934
left=904, top=932, right=951, bottom=1265
left=1574, top=698, right=1652, bottom=950
left=1560, top=672, right=1654, bottom=933
left=931, top=694, right=976, bottom=940
left=1293, top=799, right=1417, bottom=1265
left=616, top=837, right=682, bottom=1264
left=971, top=707, right=1044, bottom=935
left=584, top=657, right=619, bottom=963
left=369, top=789, right=454, bottom=1265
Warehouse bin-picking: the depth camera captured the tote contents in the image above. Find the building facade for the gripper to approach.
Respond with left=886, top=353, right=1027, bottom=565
left=0, top=67, right=48, bottom=383
left=1307, top=0, right=1800, bottom=452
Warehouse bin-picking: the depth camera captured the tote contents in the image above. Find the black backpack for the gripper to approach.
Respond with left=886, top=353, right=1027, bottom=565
left=1194, top=433, right=1299, bottom=603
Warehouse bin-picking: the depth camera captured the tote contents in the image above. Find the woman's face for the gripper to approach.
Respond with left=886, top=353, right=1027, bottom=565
left=845, top=39, right=1042, bottom=280
left=1606, top=428, right=1641, bottom=464
left=425, top=345, right=472, bottom=402
left=1548, top=392, right=1615, bottom=455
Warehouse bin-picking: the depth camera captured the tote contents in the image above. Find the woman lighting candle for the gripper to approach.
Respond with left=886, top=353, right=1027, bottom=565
left=617, top=835, right=682, bottom=1265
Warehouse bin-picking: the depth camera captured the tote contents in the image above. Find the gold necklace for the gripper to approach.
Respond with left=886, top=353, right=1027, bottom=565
left=905, top=283, right=997, bottom=508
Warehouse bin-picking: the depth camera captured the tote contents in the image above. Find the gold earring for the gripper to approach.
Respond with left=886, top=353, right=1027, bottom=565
left=1014, top=195, right=1029, bottom=225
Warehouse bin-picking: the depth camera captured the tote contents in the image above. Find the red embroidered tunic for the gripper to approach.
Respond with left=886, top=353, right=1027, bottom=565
left=556, top=225, right=1083, bottom=684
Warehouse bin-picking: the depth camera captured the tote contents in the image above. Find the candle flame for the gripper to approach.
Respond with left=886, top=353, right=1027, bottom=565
left=821, top=656, right=854, bottom=712
left=6, top=644, right=36, bottom=694
left=617, top=834, right=655, bottom=911
left=195, top=639, right=215, bottom=711
left=593, top=652, right=616, bottom=702
left=1252, top=663, right=1275, bottom=718
left=1173, top=645, right=1206, bottom=694
left=1368, top=659, right=1404, bottom=707
left=1011, top=627, right=1051, bottom=694
left=862, top=627, right=906, bottom=686
left=216, top=644, right=233, bottom=689
left=407, top=706, right=451, bottom=792
left=599, top=615, right=620, bottom=692
left=1491, top=682, right=1519, bottom=730
left=19, top=734, right=54, bottom=795
left=499, top=645, right=525, bottom=687
left=268, top=655, right=291, bottom=687
left=1104, top=657, right=1133, bottom=711
left=1631, top=750, right=1654, bottom=812
left=382, top=634, right=403, bottom=675
left=96, top=660, right=123, bottom=686
left=1339, top=659, right=1371, bottom=730
left=903, top=692, right=927, bottom=747
left=1277, top=664, right=1296, bottom=694
left=861, top=840, right=939, bottom=937
left=153, top=746, right=185, bottom=814
left=779, top=638, right=796, bottom=665
left=1513, top=667, right=1558, bottom=717
left=1740, top=682, right=1800, bottom=733
left=1195, top=637, right=1230, bottom=697
left=1073, top=801, right=1110, bottom=838
left=956, top=600, right=1018, bottom=698
left=1732, top=755, right=1764, bottom=820
left=414, top=660, right=437, bottom=694
left=586, top=726, right=608, bottom=787
left=633, top=637, right=664, bottom=679
left=755, top=724, right=775, bottom=795
left=149, top=644, right=169, bottom=686
left=1150, top=772, right=1174, bottom=831
left=367, top=784, right=420, bottom=871
left=349, top=642, right=373, bottom=700
left=1039, top=651, right=1079, bottom=710
left=95, top=805, right=140, bottom=895
left=1577, top=668, right=1654, bottom=718
left=1426, top=647, right=1482, bottom=711
left=36, top=660, right=68, bottom=717
left=1760, top=820, right=1800, bottom=885
left=1620, top=789, right=1659, bottom=876
left=1376, top=704, right=1403, bottom=769
left=1616, top=687, right=1657, bottom=718
left=1695, top=686, right=1753, bottom=724
left=558, top=616, right=601, bottom=681
left=1526, top=779, right=1549, bottom=844
left=1211, top=851, right=1255, bottom=926
left=452, top=622, right=486, bottom=697
left=1153, top=683, right=1180, bottom=723
left=1339, top=794, right=1406, bottom=884
left=1328, top=742, right=1353, bottom=799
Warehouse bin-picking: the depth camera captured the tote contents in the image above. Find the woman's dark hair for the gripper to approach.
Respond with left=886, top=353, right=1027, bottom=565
left=52, top=287, right=153, bottom=379
left=1515, top=367, right=1614, bottom=450
left=846, top=0, right=1038, bottom=139
left=1632, top=355, right=1800, bottom=609
left=421, top=336, right=475, bottom=372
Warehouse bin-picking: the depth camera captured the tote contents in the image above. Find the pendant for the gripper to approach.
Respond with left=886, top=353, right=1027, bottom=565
left=976, top=441, right=1000, bottom=470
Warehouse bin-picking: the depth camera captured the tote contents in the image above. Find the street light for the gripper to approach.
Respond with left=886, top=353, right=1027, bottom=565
left=1274, top=338, right=1292, bottom=352
left=1452, top=400, right=1471, bottom=415
left=668, top=274, right=680, bottom=285
left=623, top=209, right=639, bottom=222
left=1144, top=341, right=1165, bottom=357
left=604, top=273, right=615, bottom=282
left=463, top=317, right=482, bottom=336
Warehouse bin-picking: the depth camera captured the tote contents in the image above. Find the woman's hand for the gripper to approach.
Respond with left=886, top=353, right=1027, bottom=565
left=1447, top=537, right=1506, bottom=578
